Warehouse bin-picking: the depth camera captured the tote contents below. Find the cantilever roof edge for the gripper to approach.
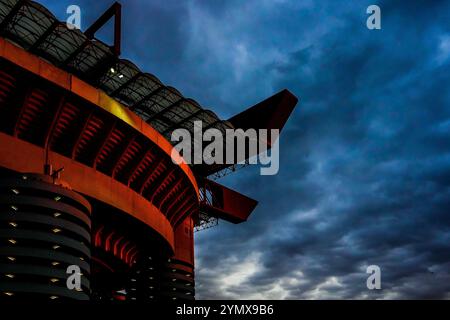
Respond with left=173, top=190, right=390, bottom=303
left=0, top=0, right=233, bottom=145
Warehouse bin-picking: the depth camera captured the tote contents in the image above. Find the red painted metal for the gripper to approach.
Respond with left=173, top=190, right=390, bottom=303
left=199, top=178, right=258, bottom=223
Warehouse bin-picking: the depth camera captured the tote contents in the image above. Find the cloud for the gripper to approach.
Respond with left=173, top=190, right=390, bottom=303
left=193, top=0, right=450, bottom=300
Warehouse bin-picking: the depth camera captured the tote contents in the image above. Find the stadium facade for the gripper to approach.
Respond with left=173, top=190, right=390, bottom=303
left=0, top=0, right=297, bottom=301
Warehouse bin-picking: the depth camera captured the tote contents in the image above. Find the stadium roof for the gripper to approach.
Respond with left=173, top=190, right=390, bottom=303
left=0, top=0, right=298, bottom=177
left=0, top=0, right=234, bottom=142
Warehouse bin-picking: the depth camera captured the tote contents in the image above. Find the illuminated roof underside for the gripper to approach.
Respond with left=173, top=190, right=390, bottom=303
left=0, top=0, right=233, bottom=142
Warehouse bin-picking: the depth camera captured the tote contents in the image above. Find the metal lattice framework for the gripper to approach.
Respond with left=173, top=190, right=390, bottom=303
left=194, top=186, right=219, bottom=232
left=207, top=161, right=251, bottom=181
left=194, top=211, right=218, bottom=232
left=0, top=0, right=234, bottom=143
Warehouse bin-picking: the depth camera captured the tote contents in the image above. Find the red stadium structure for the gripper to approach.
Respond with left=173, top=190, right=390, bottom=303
left=0, top=0, right=297, bottom=301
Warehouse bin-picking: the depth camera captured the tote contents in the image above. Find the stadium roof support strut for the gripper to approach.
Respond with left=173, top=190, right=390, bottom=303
left=85, top=1, right=122, bottom=57
left=0, top=0, right=25, bottom=31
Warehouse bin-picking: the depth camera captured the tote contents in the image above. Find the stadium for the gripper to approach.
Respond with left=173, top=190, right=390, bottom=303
left=0, top=0, right=297, bottom=301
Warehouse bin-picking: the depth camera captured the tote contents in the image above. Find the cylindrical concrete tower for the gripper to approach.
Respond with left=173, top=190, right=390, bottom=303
left=0, top=173, right=91, bottom=300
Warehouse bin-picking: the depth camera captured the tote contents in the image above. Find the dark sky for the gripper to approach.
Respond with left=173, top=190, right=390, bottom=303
left=41, top=0, right=450, bottom=299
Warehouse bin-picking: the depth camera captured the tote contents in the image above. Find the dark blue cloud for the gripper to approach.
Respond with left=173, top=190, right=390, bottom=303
left=39, top=0, right=450, bottom=299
